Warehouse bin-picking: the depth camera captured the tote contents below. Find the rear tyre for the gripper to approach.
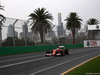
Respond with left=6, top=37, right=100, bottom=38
left=64, top=49, right=69, bottom=55
left=60, top=51, right=64, bottom=56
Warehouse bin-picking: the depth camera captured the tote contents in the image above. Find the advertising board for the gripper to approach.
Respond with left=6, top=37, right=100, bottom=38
left=84, top=40, right=100, bottom=47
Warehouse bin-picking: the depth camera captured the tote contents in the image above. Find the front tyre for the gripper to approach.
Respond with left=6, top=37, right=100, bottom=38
left=46, top=51, right=51, bottom=57
left=46, top=51, right=51, bottom=54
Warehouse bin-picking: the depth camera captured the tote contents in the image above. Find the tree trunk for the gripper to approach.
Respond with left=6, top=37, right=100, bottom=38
left=0, top=26, right=2, bottom=47
left=39, top=30, right=44, bottom=44
left=72, top=28, right=75, bottom=43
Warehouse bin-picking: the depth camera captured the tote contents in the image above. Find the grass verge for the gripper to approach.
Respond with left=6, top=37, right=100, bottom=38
left=66, top=55, right=100, bottom=75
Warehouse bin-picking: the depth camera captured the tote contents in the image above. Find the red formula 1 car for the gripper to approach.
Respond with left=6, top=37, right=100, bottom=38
left=46, top=46, right=69, bottom=56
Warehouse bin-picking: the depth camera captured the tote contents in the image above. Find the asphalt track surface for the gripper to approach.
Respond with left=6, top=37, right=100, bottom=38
left=0, top=47, right=100, bottom=75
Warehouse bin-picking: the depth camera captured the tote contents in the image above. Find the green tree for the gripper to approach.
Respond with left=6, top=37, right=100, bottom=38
left=2, top=37, right=13, bottom=46
left=0, top=3, right=6, bottom=47
left=86, top=18, right=99, bottom=39
left=28, top=8, right=53, bottom=43
left=86, top=18, right=99, bottom=25
left=65, top=12, right=82, bottom=43
left=2, top=37, right=35, bottom=47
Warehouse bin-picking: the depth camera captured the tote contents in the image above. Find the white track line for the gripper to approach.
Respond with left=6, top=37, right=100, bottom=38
left=71, top=49, right=92, bottom=54
left=30, top=54, right=93, bottom=75
left=0, top=57, right=51, bottom=69
left=0, top=54, right=44, bottom=63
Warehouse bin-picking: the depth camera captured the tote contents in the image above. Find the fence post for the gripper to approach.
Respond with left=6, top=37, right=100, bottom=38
left=13, top=19, right=18, bottom=47
left=0, top=26, right=2, bottom=47
left=24, top=21, right=29, bottom=46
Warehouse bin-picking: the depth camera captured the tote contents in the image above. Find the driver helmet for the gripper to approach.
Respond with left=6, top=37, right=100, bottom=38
left=57, top=46, right=59, bottom=49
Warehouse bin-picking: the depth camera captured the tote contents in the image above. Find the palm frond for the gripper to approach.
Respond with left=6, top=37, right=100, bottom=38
left=86, top=18, right=99, bottom=25
left=29, top=7, right=53, bottom=33
left=0, top=14, right=6, bottom=26
left=0, top=4, right=4, bottom=10
left=65, top=12, right=82, bottom=30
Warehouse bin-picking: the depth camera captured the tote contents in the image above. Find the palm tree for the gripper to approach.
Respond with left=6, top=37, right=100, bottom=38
left=28, top=8, right=53, bottom=43
left=0, top=3, right=6, bottom=47
left=86, top=18, right=99, bottom=39
left=65, top=12, right=82, bottom=43
left=86, top=18, right=99, bottom=25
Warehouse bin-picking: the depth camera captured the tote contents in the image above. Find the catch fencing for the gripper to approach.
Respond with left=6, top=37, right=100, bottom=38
left=1, top=17, right=93, bottom=47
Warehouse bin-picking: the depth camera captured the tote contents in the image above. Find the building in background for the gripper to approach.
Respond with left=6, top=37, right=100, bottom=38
left=44, top=30, right=56, bottom=44
left=47, top=30, right=56, bottom=38
left=57, top=13, right=65, bottom=37
left=7, top=24, right=18, bottom=38
left=20, top=24, right=28, bottom=40
left=20, top=24, right=40, bottom=42
left=23, top=24, right=28, bottom=34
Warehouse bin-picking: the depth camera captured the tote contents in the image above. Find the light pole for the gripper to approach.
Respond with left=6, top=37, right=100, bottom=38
left=13, top=19, right=18, bottom=47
